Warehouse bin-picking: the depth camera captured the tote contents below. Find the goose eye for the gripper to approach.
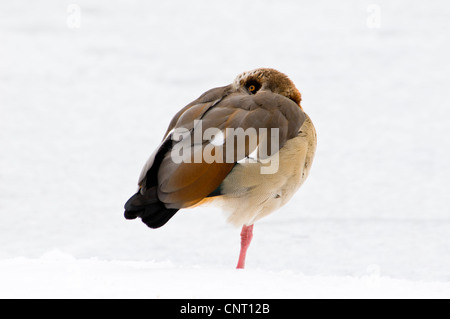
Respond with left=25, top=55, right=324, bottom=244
left=247, top=82, right=261, bottom=94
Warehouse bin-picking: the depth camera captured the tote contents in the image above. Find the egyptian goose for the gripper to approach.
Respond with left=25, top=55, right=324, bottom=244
left=125, top=68, right=317, bottom=269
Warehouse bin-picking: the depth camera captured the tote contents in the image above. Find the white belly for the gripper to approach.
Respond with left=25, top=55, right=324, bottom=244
left=212, top=114, right=317, bottom=227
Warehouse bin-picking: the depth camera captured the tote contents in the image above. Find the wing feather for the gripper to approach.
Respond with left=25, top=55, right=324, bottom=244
left=141, top=88, right=305, bottom=210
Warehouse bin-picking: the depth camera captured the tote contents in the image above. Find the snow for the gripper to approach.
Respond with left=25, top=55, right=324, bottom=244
left=1, top=250, right=449, bottom=299
left=1, top=0, right=450, bottom=298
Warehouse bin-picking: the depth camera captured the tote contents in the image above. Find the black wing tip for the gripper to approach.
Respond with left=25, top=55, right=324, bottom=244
left=141, top=208, right=179, bottom=229
left=124, top=192, right=179, bottom=229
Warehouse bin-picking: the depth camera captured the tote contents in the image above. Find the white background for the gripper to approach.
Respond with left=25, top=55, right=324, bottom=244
left=1, top=0, right=450, bottom=298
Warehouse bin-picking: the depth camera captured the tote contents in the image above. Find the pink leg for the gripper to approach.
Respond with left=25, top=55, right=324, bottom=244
left=236, top=224, right=254, bottom=269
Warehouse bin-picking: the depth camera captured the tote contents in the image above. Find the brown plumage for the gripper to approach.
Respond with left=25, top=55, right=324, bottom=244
left=124, top=68, right=317, bottom=268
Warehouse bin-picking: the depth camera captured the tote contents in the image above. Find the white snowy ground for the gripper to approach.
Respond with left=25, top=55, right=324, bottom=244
left=1, top=0, right=450, bottom=298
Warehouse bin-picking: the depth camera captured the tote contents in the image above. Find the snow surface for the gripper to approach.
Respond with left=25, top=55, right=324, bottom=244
left=1, top=250, right=450, bottom=299
left=1, top=0, right=450, bottom=298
